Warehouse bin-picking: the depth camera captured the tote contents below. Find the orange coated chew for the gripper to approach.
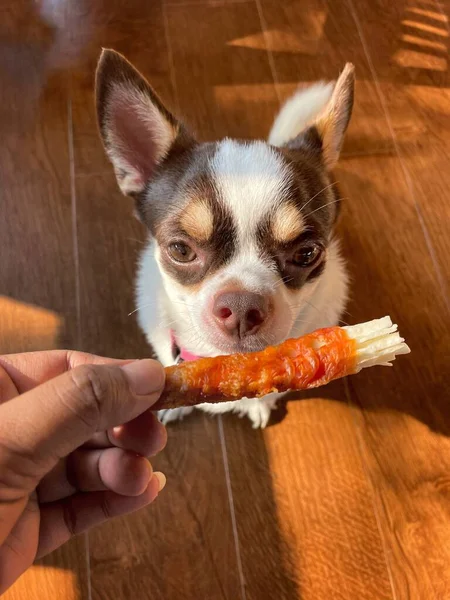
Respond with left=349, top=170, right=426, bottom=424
left=154, top=327, right=358, bottom=410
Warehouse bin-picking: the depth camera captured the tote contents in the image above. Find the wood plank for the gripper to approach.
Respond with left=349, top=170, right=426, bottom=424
left=223, top=391, right=394, bottom=600
left=88, top=414, right=241, bottom=600
left=0, top=3, right=88, bottom=597
left=258, top=0, right=397, bottom=157
left=259, top=1, right=450, bottom=594
left=72, top=173, right=147, bottom=359
left=69, top=0, right=175, bottom=175
left=335, top=153, right=450, bottom=599
left=0, top=181, right=78, bottom=353
left=166, top=1, right=280, bottom=140
left=0, top=5, right=78, bottom=351
left=0, top=2, right=70, bottom=189
left=332, top=0, right=450, bottom=595
left=344, top=0, right=450, bottom=297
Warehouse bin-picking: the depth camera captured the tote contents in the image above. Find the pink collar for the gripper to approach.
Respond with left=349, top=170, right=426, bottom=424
left=170, top=330, right=200, bottom=362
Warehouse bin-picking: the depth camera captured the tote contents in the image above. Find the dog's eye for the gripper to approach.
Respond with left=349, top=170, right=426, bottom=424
left=290, top=244, right=322, bottom=268
left=168, top=242, right=197, bottom=263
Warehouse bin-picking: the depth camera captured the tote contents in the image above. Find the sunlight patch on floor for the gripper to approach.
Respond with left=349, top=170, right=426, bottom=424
left=0, top=296, right=61, bottom=353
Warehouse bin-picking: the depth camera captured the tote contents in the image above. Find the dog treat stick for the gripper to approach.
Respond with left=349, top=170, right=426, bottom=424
left=153, top=316, right=410, bottom=410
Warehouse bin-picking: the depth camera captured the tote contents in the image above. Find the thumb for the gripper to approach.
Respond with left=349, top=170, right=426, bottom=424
left=0, top=360, right=165, bottom=482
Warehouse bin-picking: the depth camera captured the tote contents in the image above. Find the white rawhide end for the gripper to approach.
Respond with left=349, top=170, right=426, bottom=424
left=343, top=316, right=411, bottom=371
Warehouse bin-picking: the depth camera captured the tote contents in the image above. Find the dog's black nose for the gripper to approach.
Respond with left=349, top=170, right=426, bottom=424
left=212, top=291, right=269, bottom=338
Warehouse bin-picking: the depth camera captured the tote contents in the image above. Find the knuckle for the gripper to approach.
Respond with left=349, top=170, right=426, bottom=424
left=67, top=365, right=132, bottom=431
left=62, top=498, right=79, bottom=536
left=68, top=365, right=110, bottom=429
left=100, top=493, right=113, bottom=520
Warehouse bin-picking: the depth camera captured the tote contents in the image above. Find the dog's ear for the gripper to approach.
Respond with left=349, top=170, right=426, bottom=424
left=96, top=49, right=186, bottom=196
left=270, top=63, right=355, bottom=170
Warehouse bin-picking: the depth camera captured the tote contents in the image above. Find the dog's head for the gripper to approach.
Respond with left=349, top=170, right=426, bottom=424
left=96, top=50, right=354, bottom=355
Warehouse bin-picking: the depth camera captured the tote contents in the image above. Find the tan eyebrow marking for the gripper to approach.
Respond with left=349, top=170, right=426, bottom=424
left=271, top=203, right=304, bottom=242
left=180, top=199, right=214, bottom=242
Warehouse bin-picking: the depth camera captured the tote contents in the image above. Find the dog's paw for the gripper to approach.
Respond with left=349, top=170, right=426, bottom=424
left=237, top=394, right=279, bottom=429
left=158, top=406, right=194, bottom=425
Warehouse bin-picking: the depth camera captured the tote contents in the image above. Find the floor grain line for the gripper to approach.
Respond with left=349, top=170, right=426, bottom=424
left=84, top=533, right=92, bottom=600
left=255, top=0, right=282, bottom=105
left=162, top=2, right=180, bottom=113
left=68, top=95, right=82, bottom=349
left=218, top=416, right=247, bottom=600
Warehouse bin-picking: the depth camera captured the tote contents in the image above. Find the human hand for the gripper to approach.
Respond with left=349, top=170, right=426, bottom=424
left=0, top=350, right=167, bottom=593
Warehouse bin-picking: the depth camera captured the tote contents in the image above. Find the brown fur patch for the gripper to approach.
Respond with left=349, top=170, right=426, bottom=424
left=271, top=203, right=304, bottom=243
left=180, top=199, right=214, bottom=242
left=154, top=171, right=238, bottom=288
left=253, top=146, right=338, bottom=290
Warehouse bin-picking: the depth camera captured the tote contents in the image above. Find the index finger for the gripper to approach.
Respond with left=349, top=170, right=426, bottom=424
left=0, top=350, right=134, bottom=393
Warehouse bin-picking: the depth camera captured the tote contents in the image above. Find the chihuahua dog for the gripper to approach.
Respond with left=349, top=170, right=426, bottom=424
left=96, top=50, right=354, bottom=428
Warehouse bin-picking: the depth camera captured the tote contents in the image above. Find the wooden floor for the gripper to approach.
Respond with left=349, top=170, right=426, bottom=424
left=1, top=0, right=449, bottom=598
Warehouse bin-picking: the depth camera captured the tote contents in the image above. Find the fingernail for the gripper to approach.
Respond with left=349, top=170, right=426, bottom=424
left=153, top=471, right=166, bottom=492
left=122, top=360, right=165, bottom=396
